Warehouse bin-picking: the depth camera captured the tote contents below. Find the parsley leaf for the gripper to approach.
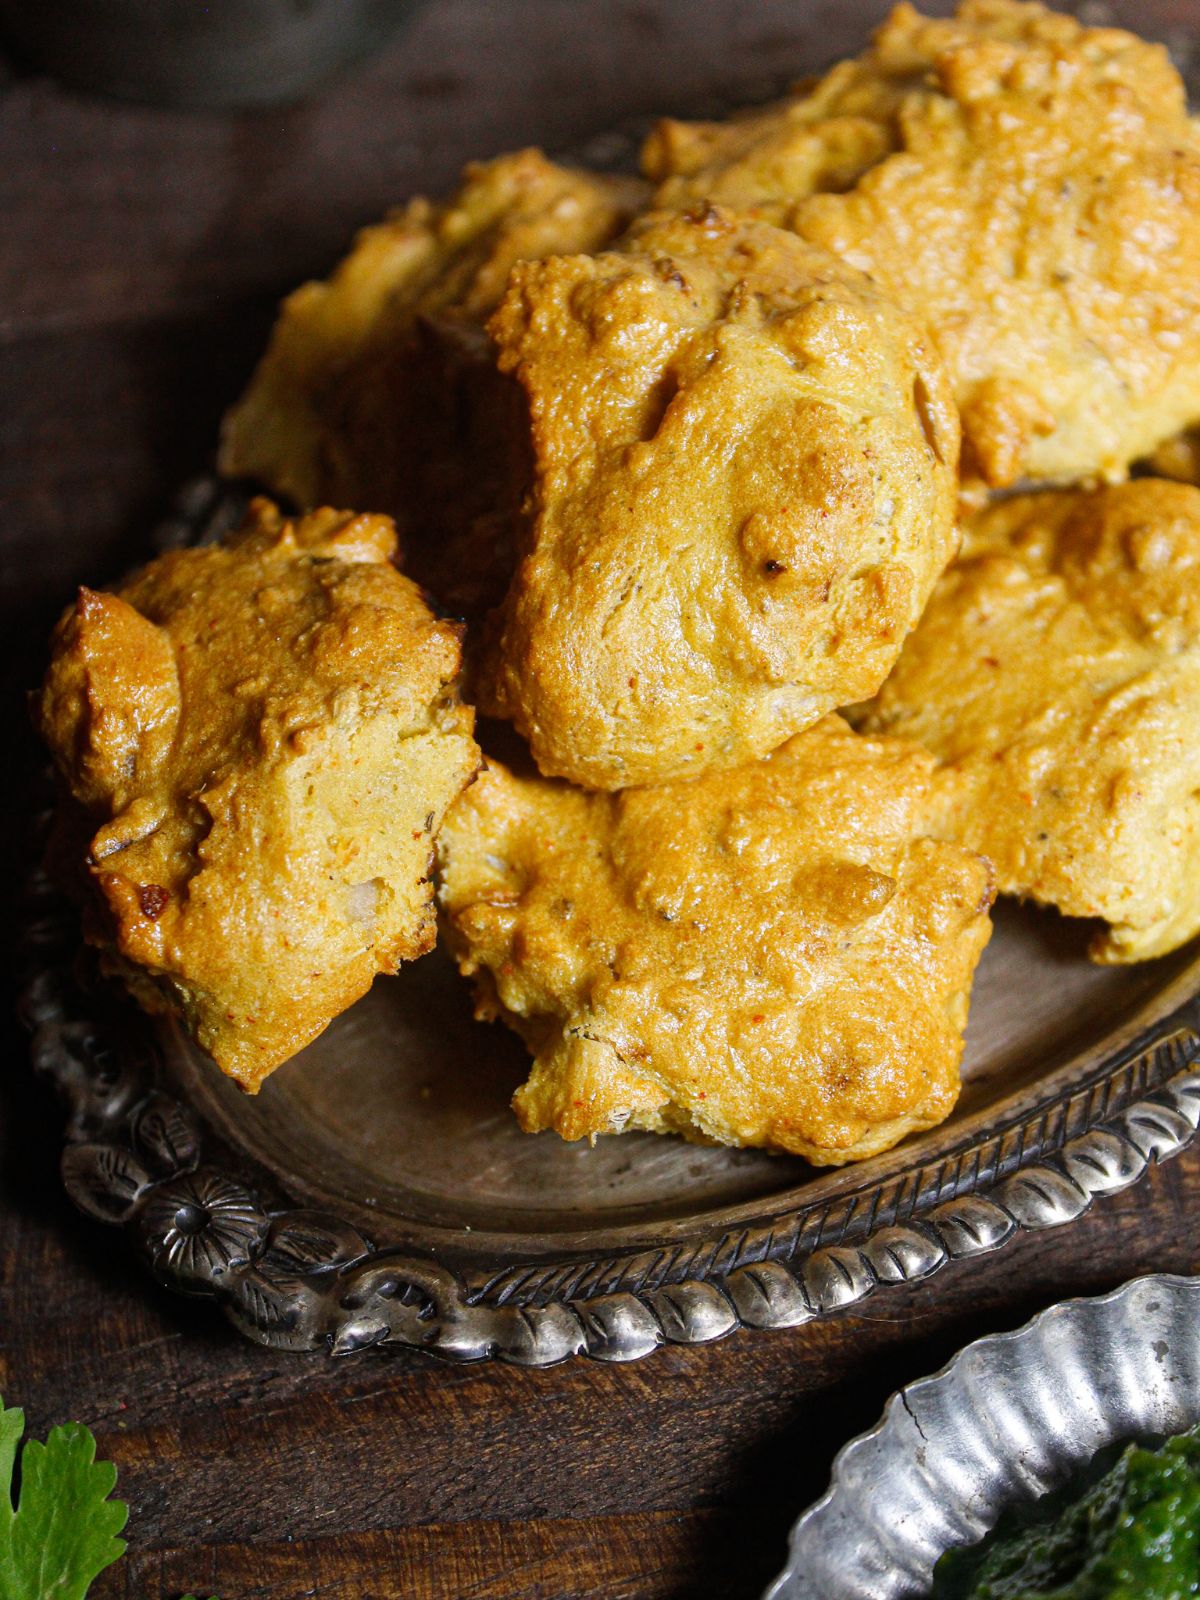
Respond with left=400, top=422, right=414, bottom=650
left=0, top=1396, right=128, bottom=1600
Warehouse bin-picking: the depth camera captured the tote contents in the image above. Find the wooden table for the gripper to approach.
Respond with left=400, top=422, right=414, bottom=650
left=3, top=3, right=1198, bottom=1595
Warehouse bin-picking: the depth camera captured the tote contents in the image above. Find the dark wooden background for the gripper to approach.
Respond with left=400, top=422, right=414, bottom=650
left=4, top=3, right=1200, bottom=1596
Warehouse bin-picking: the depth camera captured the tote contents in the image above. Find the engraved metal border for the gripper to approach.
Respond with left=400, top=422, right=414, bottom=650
left=19, top=857, right=1200, bottom=1365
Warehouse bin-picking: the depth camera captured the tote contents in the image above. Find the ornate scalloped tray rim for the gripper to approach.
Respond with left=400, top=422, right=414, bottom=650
left=166, top=937, right=1199, bottom=1271
left=763, top=1273, right=1200, bottom=1599
left=19, top=861, right=1200, bottom=1365
left=141, top=935, right=1200, bottom=1294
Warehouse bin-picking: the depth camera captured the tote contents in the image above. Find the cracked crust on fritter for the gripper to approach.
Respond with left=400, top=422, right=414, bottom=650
left=219, top=150, right=647, bottom=616
left=437, top=716, right=994, bottom=1165
left=644, top=0, right=1200, bottom=489
left=861, top=479, right=1200, bottom=963
left=36, top=499, right=481, bottom=1088
left=478, top=203, right=959, bottom=790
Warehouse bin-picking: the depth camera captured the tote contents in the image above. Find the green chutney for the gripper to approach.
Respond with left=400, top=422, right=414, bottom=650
left=930, top=1420, right=1200, bottom=1599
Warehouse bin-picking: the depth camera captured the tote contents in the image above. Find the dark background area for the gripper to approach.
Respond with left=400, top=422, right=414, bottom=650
left=3, top=3, right=1200, bottom=1595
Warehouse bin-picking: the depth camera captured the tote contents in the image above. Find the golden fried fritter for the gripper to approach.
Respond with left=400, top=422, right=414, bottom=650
left=644, top=0, right=1200, bottom=488
left=438, top=716, right=994, bottom=1164
left=861, top=480, right=1200, bottom=963
left=219, top=150, right=647, bottom=615
left=36, top=499, right=480, bottom=1089
left=478, top=204, right=959, bottom=790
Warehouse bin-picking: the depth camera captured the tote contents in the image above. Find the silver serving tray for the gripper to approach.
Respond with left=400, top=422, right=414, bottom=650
left=19, top=697, right=1200, bottom=1364
left=20, top=20, right=1200, bottom=1363
left=765, top=1273, right=1200, bottom=1599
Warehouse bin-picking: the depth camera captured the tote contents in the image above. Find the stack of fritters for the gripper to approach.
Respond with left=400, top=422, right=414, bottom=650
left=37, top=0, right=1200, bottom=1165
left=220, top=149, right=647, bottom=618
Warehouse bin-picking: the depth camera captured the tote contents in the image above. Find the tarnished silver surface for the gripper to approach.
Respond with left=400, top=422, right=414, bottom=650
left=764, top=1273, right=1200, bottom=1599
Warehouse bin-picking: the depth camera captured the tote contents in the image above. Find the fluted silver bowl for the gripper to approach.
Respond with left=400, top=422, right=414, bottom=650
left=765, top=1274, right=1200, bottom=1599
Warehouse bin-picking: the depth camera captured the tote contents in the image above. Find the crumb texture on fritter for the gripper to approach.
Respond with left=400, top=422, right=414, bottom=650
left=36, top=499, right=481, bottom=1089
left=862, top=479, right=1200, bottom=963
left=438, top=716, right=994, bottom=1164
left=219, top=150, right=647, bottom=615
left=645, top=0, right=1200, bottom=488
left=479, top=204, right=959, bottom=790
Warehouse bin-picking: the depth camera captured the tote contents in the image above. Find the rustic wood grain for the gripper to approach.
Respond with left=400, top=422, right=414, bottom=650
left=3, top=3, right=1200, bottom=1597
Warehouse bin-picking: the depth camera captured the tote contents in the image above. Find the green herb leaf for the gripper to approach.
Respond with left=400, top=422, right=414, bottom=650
left=0, top=1395, right=128, bottom=1600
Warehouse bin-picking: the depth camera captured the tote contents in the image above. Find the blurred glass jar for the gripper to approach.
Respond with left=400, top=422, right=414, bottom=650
left=0, top=0, right=425, bottom=108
